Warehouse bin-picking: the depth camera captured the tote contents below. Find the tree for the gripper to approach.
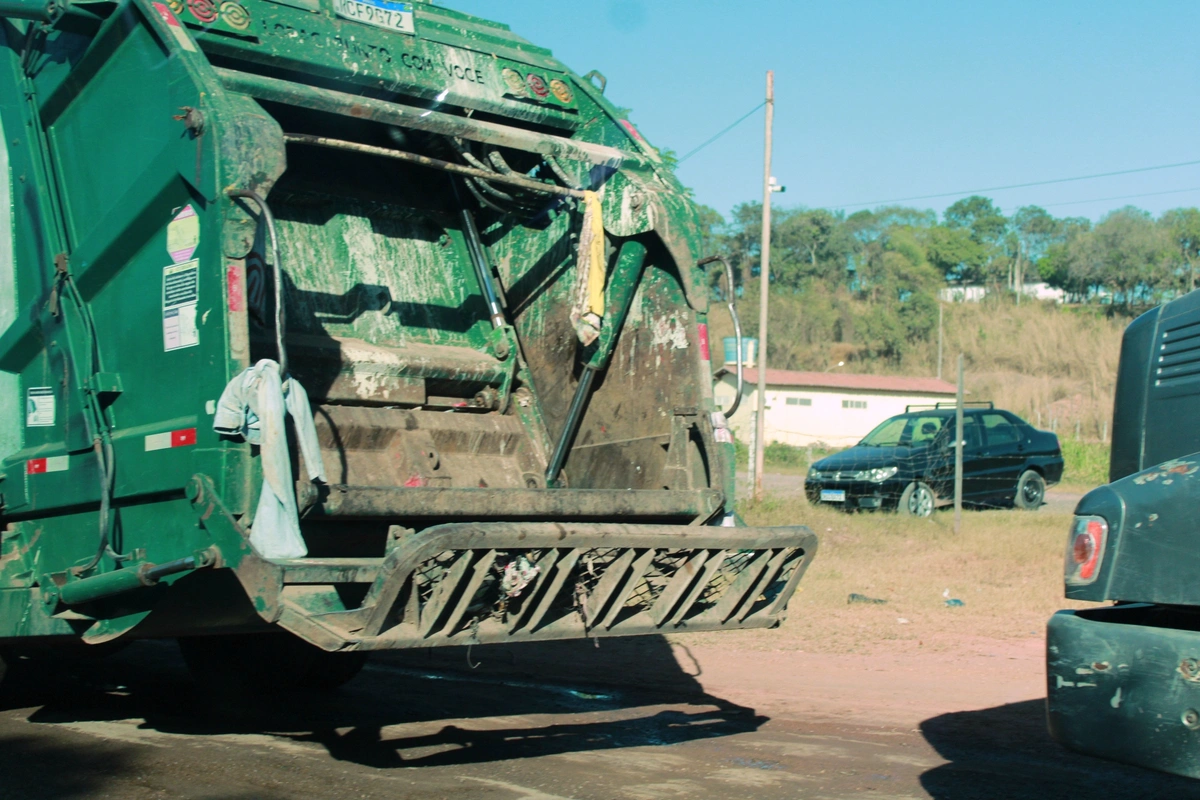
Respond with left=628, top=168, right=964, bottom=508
left=772, top=208, right=856, bottom=289
left=1010, top=205, right=1057, bottom=299
left=1066, top=207, right=1173, bottom=309
left=944, top=196, right=1009, bottom=286
left=1161, top=208, right=1200, bottom=293
left=924, top=224, right=987, bottom=284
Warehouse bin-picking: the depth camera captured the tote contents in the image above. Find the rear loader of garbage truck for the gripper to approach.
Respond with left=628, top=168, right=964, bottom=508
left=0, top=0, right=815, bottom=687
left=1047, top=288, right=1200, bottom=778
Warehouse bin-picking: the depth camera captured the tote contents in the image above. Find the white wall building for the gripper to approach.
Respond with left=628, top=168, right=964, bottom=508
left=715, top=368, right=959, bottom=448
left=938, top=282, right=1065, bottom=303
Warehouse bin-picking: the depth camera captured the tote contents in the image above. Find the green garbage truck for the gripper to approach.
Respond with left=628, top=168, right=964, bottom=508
left=0, top=0, right=816, bottom=688
left=1048, top=289, right=1200, bottom=777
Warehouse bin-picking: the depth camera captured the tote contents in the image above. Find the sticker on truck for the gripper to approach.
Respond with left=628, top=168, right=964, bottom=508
left=167, top=204, right=199, bottom=263
left=163, top=260, right=200, bottom=351
left=333, top=0, right=414, bottom=34
left=25, top=387, right=54, bottom=427
left=150, top=2, right=198, bottom=52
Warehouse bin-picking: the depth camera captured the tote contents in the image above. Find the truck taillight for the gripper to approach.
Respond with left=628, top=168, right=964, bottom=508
left=1066, top=515, right=1108, bottom=585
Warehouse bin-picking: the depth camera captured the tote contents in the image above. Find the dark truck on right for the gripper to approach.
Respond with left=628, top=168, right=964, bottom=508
left=1048, top=289, right=1200, bottom=778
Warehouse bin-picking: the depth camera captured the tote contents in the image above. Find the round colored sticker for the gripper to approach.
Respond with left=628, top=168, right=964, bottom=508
left=501, top=68, right=528, bottom=97
left=525, top=73, right=549, bottom=99
left=219, top=1, right=250, bottom=29
left=549, top=79, right=573, bottom=104
left=167, top=204, right=200, bottom=263
left=187, top=0, right=217, bottom=23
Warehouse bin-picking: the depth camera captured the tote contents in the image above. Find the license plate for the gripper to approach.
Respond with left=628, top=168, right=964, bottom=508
left=333, top=0, right=415, bottom=34
left=820, top=489, right=846, bottom=503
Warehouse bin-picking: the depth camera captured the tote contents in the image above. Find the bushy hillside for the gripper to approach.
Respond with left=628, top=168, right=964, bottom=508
left=709, top=292, right=1126, bottom=440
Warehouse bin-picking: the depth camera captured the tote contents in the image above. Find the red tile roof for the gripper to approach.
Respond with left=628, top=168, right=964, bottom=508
left=725, top=367, right=958, bottom=395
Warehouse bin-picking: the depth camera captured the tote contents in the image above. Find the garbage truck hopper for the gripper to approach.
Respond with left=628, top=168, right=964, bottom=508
left=0, top=0, right=815, bottom=682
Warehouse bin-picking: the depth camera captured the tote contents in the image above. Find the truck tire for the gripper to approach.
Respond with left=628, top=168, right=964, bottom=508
left=1014, top=469, right=1045, bottom=510
left=179, top=632, right=368, bottom=694
left=898, top=482, right=935, bottom=518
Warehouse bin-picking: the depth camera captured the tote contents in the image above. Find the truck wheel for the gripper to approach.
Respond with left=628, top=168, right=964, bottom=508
left=1014, top=470, right=1046, bottom=510
left=898, top=482, right=935, bottom=518
left=178, top=632, right=368, bottom=694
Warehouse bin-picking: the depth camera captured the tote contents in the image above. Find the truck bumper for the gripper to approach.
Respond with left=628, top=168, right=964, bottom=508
left=1047, top=605, right=1200, bottom=778
left=252, top=522, right=817, bottom=652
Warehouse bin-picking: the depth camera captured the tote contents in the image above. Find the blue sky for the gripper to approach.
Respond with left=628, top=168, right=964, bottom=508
left=443, top=1, right=1200, bottom=224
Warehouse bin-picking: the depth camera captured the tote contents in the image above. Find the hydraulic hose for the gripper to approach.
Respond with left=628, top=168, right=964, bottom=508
left=227, top=190, right=287, bottom=375
left=546, top=240, right=648, bottom=486
left=698, top=255, right=743, bottom=417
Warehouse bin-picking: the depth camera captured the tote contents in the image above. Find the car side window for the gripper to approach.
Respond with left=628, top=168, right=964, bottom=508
left=910, top=416, right=944, bottom=444
left=942, top=416, right=983, bottom=450
left=981, top=413, right=1020, bottom=447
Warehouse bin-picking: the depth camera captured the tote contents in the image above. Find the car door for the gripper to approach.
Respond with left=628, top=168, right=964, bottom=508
left=980, top=412, right=1026, bottom=501
left=925, top=414, right=987, bottom=500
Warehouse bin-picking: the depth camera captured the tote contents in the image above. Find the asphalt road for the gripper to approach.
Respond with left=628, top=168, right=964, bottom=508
left=1, top=637, right=1194, bottom=800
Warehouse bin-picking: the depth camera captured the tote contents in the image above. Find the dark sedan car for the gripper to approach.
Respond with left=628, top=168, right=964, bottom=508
left=804, top=404, right=1063, bottom=516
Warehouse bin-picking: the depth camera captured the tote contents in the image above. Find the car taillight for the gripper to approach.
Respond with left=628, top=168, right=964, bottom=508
left=1066, top=515, right=1108, bottom=585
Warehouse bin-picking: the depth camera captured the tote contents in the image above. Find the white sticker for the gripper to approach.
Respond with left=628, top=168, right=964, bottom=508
left=333, top=0, right=415, bottom=34
left=145, top=432, right=173, bottom=451
left=163, top=260, right=200, bottom=351
left=26, top=387, right=55, bottom=427
left=167, top=204, right=200, bottom=263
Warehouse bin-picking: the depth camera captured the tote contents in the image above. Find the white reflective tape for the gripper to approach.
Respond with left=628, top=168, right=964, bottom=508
left=145, top=432, right=172, bottom=451
left=44, top=455, right=68, bottom=472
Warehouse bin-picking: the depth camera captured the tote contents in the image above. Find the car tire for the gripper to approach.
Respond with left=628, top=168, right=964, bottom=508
left=898, top=482, right=935, bottom=518
left=1014, top=470, right=1046, bottom=510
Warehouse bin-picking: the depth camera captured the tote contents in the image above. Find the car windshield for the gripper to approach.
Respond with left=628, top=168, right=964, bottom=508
left=859, top=414, right=947, bottom=447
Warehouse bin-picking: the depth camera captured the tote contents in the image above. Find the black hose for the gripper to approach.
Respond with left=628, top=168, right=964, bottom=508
left=227, top=190, right=287, bottom=375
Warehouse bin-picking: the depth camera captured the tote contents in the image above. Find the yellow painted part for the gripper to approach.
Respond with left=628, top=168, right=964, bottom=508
left=584, top=191, right=605, bottom=317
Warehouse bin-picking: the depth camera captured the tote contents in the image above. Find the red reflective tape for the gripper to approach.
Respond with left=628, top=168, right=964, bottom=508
left=619, top=119, right=648, bottom=145
left=172, top=428, right=197, bottom=447
left=697, top=323, right=711, bottom=360
left=26, top=456, right=67, bottom=474
left=227, top=263, right=245, bottom=312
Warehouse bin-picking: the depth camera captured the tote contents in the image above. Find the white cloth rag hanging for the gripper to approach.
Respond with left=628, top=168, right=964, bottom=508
left=213, top=359, right=326, bottom=559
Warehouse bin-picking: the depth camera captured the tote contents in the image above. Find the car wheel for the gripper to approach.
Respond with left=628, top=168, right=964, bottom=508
left=1014, top=470, right=1045, bottom=510
left=898, top=482, right=935, bottom=518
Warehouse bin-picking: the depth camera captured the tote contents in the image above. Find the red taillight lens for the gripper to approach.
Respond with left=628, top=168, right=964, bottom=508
left=1066, top=516, right=1108, bottom=585
left=1072, top=531, right=1094, bottom=565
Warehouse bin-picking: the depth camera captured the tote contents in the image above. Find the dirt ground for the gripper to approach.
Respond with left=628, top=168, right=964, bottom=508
left=2, top=486, right=1194, bottom=799
left=2, top=634, right=1194, bottom=800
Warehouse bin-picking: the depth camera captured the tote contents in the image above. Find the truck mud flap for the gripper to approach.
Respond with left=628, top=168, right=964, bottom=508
left=1047, top=605, right=1200, bottom=779
left=264, top=523, right=817, bottom=652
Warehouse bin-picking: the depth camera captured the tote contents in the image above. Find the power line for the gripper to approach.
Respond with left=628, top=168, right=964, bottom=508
left=827, top=158, right=1200, bottom=210
left=1034, top=185, right=1200, bottom=210
left=677, top=101, right=766, bottom=164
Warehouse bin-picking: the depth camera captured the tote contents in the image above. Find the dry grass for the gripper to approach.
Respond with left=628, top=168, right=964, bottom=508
left=919, top=300, right=1125, bottom=440
left=673, top=496, right=1099, bottom=655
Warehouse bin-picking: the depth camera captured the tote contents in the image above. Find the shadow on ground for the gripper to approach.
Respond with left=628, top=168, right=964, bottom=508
left=920, top=699, right=1198, bottom=799
left=1, top=635, right=762, bottom=774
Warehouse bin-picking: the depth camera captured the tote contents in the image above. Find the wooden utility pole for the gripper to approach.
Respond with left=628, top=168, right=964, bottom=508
left=954, top=354, right=964, bottom=534
left=753, top=71, right=774, bottom=502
